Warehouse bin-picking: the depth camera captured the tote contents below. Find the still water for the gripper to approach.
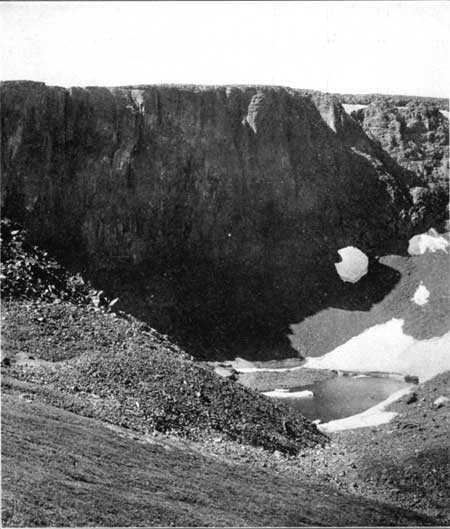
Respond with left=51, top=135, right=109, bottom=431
left=273, top=376, right=410, bottom=423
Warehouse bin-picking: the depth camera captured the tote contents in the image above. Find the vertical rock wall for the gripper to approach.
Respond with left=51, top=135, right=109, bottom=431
left=1, top=81, right=419, bottom=342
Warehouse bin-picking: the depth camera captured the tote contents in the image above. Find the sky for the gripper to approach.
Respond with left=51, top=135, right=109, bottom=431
left=1, top=1, right=449, bottom=98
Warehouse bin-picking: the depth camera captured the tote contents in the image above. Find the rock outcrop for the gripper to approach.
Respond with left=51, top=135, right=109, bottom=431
left=348, top=99, right=449, bottom=230
left=1, top=81, right=444, bottom=345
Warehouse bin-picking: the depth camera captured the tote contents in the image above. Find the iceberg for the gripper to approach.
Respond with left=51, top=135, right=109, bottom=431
left=262, top=389, right=314, bottom=398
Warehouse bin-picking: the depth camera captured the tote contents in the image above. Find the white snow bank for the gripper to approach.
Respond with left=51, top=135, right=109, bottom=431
left=230, top=357, right=304, bottom=373
left=318, top=387, right=411, bottom=433
left=304, top=318, right=450, bottom=382
left=335, top=246, right=369, bottom=283
left=233, top=365, right=304, bottom=374
left=342, top=104, right=368, bottom=114
left=440, top=110, right=449, bottom=120
left=262, top=389, right=314, bottom=398
left=411, top=282, right=430, bottom=306
left=408, top=228, right=449, bottom=255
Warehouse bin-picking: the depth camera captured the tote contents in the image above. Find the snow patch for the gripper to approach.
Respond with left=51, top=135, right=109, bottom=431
left=408, top=228, right=449, bottom=255
left=262, top=389, right=314, bottom=398
left=342, top=104, right=368, bottom=114
left=235, top=365, right=304, bottom=374
left=411, top=282, right=430, bottom=306
left=129, top=89, right=145, bottom=114
left=335, top=247, right=368, bottom=283
left=318, top=387, right=411, bottom=433
left=230, top=358, right=304, bottom=373
left=304, top=319, right=450, bottom=382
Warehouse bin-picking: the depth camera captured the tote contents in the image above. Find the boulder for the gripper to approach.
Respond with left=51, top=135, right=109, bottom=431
left=406, top=392, right=418, bottom=405
left=214, top=365, right=238, bottom=381
left=433, top=396, right=449, bottom=409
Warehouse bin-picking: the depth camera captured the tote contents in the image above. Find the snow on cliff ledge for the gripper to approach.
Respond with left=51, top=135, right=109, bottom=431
left=408, top=228, right=449, bottom=255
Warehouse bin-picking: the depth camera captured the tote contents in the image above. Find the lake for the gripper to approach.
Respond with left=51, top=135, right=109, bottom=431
left=272, top=375, right=411, bottom=423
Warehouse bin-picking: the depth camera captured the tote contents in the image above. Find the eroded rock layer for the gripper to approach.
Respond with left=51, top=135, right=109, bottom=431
left=349, top=99, right=449, bottom=230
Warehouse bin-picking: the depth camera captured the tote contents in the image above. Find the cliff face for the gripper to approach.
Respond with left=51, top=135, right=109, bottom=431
left=354, top=101, right=448, bottom=183
left=349, top=100, right=449, bottom=230
left=1, top=82, right=414, bottom=261
left=0, top=81, right=435, bottom=345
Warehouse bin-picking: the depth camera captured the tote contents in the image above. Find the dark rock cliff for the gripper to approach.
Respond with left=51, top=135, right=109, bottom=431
left=348, top=99, right=449, bottom=231
left=0, top=81, right=443, bottom=352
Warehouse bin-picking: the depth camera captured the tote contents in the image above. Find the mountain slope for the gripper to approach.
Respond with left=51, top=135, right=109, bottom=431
left=1, top=219, right=324, bottom=454
left=1, top=391, right=438, bottom=527
left=2, top=299, right=323, bottom=455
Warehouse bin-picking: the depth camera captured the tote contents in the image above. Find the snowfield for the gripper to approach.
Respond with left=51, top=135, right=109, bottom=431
left=304, top=319, right=450, bottom=382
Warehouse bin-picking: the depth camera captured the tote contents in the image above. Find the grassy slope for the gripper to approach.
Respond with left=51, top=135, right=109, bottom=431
left=291, top=371, right=450, bottom=524
left=2, top=300, right=323, bottom=455
left=1, top=389, right=437, bottom=527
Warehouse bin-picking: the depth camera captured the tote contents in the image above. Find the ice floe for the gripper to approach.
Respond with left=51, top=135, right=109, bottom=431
left=318, top=386, right=412, bottom=433
left=408, top=228, right=449, bottom=256
left=335, top=246, right=369, bottom=283
left=411, top=282, right=430, bottom=306
left=262, top=389, right=314, bottom=398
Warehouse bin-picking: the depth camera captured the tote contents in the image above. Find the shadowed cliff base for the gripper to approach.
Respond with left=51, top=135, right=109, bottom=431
left=85, top=235, right=448, bottom=363
left=82, top=254, right=402, bottom=361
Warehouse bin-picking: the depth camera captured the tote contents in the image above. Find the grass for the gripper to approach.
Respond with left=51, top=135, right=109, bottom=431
left=1, top=391, right=437, bottom=527
left=3, top=298, right=325, bottom=455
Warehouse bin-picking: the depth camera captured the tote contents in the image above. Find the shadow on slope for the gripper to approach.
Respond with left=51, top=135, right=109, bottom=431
left=289, top=247, right=450, bottom=359
left=86, top=255, right=402, bottom=362
left=4, top=215, right=447, bottom=366
left=92, top=236, right=448, bottom=364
